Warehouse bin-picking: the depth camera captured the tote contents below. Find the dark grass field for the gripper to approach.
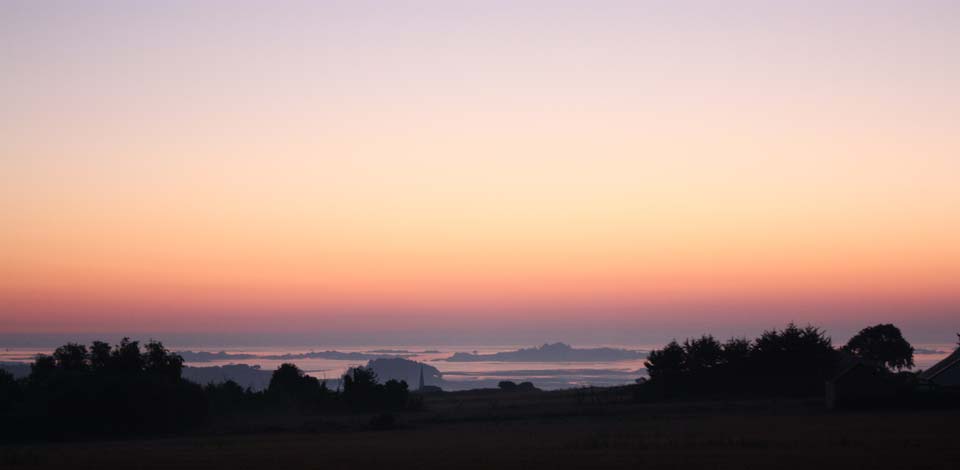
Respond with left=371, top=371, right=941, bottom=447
left=3, top=388, right=958, bottom=469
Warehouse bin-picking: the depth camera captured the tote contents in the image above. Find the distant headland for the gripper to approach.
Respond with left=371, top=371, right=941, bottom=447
left=444, top=342, right=645, bottom=362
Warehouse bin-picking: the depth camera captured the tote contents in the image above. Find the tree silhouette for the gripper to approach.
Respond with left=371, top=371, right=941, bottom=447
left=269, top=363, right=304, bottom=391
left=111, top=337, right=143, bottom=373
left=382, top=379, right=409, bottom=409
left=644, top=340, right=685, bottom=380
left=751, top=323, right=836, bottom=394
left=642, top=323, right=838, bottom=398
left=11, top=339, right=206, bottom=440
left=89, top=341, right=112, bottom=371
left=517, top=381, right=537, bottom=392
left=267, top=363, right=326, bottom=407
left=53, top=343, right=88, bottom=371
left=721, top=338, right=750, bottom=368
left=0, top=369, right=20, bottom=412
left=843, top=323, right=915, bottom=371
left=683, top=335, right=722, bottom=372
left=342, top=366, right=379, bottom=407
left=30, top=354, right=56, bottom=381
left=143, top=340, right=184, bottom=381
left=342, top=366, right=409, bottom=410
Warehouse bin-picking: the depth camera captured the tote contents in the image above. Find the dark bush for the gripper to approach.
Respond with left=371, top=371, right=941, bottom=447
left=0, top=369, right=21, bottom=412
left=497, top=381, right=539, bottom=393
left=498, top=380, right=518, bottom=391
left=268, top=363, right=330, bottom=409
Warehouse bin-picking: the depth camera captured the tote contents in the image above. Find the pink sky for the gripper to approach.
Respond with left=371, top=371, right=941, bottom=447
left=1, top=1, right=959, bottom=343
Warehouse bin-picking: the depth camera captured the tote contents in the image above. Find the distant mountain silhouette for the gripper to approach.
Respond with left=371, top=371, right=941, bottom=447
left=445, top=343, right=645, bottom=362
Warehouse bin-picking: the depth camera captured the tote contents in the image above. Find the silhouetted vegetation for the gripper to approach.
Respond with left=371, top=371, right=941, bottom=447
left=498, top=380, right=540, bottom=392
left=640, top=323, right=839, bottom=400
left=1, top=324, right=954, bottom=444
left=0, top=339, right=416, bottom=442
left=842, top=323, right=915, bottom=371
left=0, top=369, right=20, bottom=413
left=1, top=338, right=205, bottom=441
left=267, top=363, right=331, bottom=409
left=204, top=380, right=260, bottom=415
left=342, top=366, right=409, bottom=410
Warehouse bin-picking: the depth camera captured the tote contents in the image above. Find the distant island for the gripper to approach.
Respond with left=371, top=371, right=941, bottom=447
left=176, top=351, right=259, bottom=362
left=368, top=349, right=442, bottom=354
left=177, top=350, right=413, bottom=363
left=915, top=347, right=947, bottom=355
left=362, top=358, right=445, bottom=388
left=444, top=343, right=645, bottom=362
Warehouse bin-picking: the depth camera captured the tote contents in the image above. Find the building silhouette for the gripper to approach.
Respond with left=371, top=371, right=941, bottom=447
left=418, top=364, right=425, bottom=391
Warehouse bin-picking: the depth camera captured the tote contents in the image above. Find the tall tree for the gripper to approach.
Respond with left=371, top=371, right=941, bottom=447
left=111, top=338, right=143, bottom=373
left=89, top=341, right=112, bottom=371
left=683, top=335, right=723, bottom=371
left=644, top=340, right=686, bottom=380
left=142, top=340, right=184, bottom=380
left=751, top=323, right=837, bottom=395
left=53, top=343, right=88, bottom=371
left=843, top=323, right=915, bottom=371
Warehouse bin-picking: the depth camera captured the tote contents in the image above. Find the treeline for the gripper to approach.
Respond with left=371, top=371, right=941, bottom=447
left=637, top=323, right=916, bottom=400
left=0, top=338, right=412, bottom=441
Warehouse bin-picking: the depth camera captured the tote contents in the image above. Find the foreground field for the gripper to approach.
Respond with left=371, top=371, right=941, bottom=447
left=3, top=389, right=958, bottom=469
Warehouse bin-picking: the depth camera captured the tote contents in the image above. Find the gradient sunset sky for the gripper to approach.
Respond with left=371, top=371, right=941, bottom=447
left=2, top=1, right=958, bottom=344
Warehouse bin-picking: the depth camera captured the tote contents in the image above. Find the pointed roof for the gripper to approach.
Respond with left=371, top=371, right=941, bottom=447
left=919, top=347, right=960, bottom=381
left=831, top=360, right=883, bottom=382
left=418, top=363, right=425, bottom=390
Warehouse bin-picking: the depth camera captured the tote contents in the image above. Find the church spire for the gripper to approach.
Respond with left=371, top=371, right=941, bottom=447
left=418, top=363, right=425, bottom=391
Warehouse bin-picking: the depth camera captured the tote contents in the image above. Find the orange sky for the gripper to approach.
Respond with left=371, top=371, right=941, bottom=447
left=1, top=1, right=959, bottom=341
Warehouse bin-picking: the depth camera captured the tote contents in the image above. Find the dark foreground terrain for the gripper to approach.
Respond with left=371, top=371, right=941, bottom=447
left=2, top=388, right=958, bottom=470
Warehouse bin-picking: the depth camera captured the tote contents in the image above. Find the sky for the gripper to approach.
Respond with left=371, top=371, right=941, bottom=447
left=1, top=1, right=959, bottom=345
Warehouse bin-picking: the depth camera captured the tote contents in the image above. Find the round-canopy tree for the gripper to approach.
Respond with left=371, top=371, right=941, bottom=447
left=843, top=323, right=914, bottom=371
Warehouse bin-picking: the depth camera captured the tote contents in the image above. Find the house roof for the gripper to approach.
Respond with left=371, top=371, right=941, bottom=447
left=829, top=350, right=884, bottom=381
left=919, top=347, right=960, bottom=381
left=830, top=360, right=885, bottom=383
